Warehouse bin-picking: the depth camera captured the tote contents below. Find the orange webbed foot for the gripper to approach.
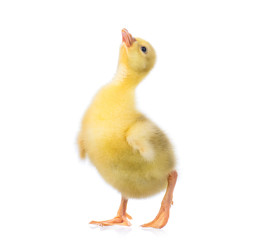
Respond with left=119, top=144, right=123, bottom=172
left=89, top=196, right=132, bottom=227
left=142, top=170, right=177, bottom=229
left=141, top=207, right=169, bottom=229
left=89, top=214, right=132, bottom=227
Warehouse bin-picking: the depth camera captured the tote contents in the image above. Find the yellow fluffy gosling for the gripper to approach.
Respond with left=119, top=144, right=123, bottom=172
left=78, top=29, right=177, bottom=229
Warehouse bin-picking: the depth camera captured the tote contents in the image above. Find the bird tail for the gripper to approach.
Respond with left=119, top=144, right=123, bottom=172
left=77, top=132, right=86, bottom=159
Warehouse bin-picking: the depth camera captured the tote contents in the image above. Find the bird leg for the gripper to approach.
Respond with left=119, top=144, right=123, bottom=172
left=142, top=170, right=178, bottom=229
left=89, top=196, right=132, bottom=227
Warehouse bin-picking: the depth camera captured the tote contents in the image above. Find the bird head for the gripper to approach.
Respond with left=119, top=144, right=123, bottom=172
left=117, top=29, right=156, bottom=84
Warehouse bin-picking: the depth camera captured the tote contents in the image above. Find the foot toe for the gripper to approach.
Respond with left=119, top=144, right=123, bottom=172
left=126, top=213, right=133, bottom=220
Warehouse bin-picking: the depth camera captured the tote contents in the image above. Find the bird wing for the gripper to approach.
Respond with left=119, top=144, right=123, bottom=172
left=126, top=118, right=157, bottom=161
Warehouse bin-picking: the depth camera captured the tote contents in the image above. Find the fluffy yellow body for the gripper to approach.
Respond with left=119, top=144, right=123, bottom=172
left=78, top=81, right=175, bottom=199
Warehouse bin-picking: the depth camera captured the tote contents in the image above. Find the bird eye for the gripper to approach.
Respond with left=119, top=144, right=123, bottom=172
left=141, top=46, right=147, bottom=53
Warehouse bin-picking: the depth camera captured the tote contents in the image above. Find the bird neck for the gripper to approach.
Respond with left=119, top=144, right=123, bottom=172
left=112, top=63, right=146, bottom=89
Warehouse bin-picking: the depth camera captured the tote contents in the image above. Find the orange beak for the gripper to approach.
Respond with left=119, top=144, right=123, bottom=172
left=122, top=28, right=136, bottom=47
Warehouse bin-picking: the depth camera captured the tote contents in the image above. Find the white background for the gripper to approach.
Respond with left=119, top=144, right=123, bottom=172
left=0, top=0, right=262, bottom=239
